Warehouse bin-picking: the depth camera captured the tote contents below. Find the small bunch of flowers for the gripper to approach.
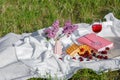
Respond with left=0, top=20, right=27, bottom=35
left=44, top=20, right=78, bottom=40
left=44, top=20, right=59, bottom=39
left=62, top=21, right=78, bottom=37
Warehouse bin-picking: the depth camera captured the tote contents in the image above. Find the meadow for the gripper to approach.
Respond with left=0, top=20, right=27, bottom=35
left=0, top=0, right=120, bottom=80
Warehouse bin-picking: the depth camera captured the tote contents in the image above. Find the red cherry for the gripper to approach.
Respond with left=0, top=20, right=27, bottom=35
left=89, top=55, right=93, bottom=59
left=82, top=54, right=86, bottom=58
left=93, top=53, right=96, bottom=56
left=99, top=55, right=103, bottom=59
left=101, top=51, right=107, bottom=54
left=91, top=50, right=94, bottom=53
left=72, top=57, right=76, bottom=60
left=106, top=47, right=110, bottom=50
left=83, top=54, right=89, bottom=58
left=59, top=57, right=62, bottom=60
left=85, top=51, right=89, bottom=54
left=79, top=57, right=83, bottom=61
left=97, top=55, right=100, bottom=59
left=101, top=51, right=104, bottom=54
left=104, top=56, right=108, bottom=59
left=104, top=51, right=107, bottom=54
left=84, top=51, right=89, bottom=57
left=80, top=48, right=84, bottom=52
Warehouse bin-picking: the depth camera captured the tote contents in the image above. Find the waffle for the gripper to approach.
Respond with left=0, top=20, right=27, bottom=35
left=66, top=44, right=92, bottom=57
left=66, top=43, right=79, bottom=57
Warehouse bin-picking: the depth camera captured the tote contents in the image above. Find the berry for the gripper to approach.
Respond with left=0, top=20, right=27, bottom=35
left=89, top=55, right=93, bottom=59
left=101, top=51, right=104, bottom=54
left=83, top=53, right=89, bottom=58
left=101, top=51, right=107, bottom=54
left=92, top=52, right=96, bottom=56
left=104, top=56, right=108, bottom=59
left=97, top=55, right=100, bottom=59
left=106, top=47, right=110, bottom=50
left=84, top=51, right=89, bottom=56
left=91, top=50, right=94, bottom=53
left=79, top=57, right=83, bottom=61
left=83, top=54, right=87, bottom=58
left=99, top=55, right=103, bottom=59
left=72, top=57, right=76, bottom=60
left=104, top=51, right=107, bottom=54
left=59, top=57, right=62, bottom=60
left=80, top=48, right=84, bottom=52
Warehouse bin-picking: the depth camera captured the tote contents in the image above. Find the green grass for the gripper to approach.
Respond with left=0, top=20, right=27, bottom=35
left=0, top=0, right=120, bottom=80
left=0, top=0, right=120, bottom=36
left=28, top=69, right=120, bottom=80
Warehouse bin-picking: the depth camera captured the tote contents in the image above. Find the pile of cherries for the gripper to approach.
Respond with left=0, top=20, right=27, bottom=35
left=72, top=47, right=110, bottom=62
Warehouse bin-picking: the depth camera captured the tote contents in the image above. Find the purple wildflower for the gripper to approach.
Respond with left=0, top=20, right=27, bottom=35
left=63, top=21, right=78, bottom=37
left=52, top=20, right=59, bottom=33
left=44, top=20, right=78, bottom=40
left=44, top=20, right=60, bottom=39
left=64, top=20, right=72, bottom=26
left=47, top=31, right=56, bottom=38
left=52, top=20, right=59, bottom=28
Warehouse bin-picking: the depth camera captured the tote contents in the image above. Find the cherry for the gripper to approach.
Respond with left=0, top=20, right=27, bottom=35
left=101, top=51, right=104, bottom=54
left=97, top=55, right=100, bottom=59
left=72, top=57, right=76, bottom=60
left=59, top=57, right=62, bottom=60
left=79, top=57, right=83, bottom=61
left=106, top=47, right=110, bottom=50
left=80, top=48, right=84, bottom=52
left=84, top=51, right=90, bottom=57
left=101, top=51, right=107, bottom=54
left=83, top=54, right=87, bottom=58
left=91, top=50, right=94, bottom=53
left=83, top=51, right=89, bottom=58
left=89, top=55, right=93, bottom=59
left=104, top=56, right=108, bottom=59
left=84, top=51, right=89, bottom=54
left=92, top=52, right=96, bottom=56
left=99, top=55, right=103, bottom=59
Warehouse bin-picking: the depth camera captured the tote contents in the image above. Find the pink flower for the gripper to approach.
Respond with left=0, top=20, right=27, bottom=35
left=52, top=20, right=59, bottom=28
left=44, top=20, right=78, bottom=40
left=44, top=20, right=60, bottom=39
left=47, top=31, right=56, bottom=38
left=64, top=20, right=72, bottom=26
left=63, top=21, right=78, bottom=37
left=44, top=28, right=52, bottom=34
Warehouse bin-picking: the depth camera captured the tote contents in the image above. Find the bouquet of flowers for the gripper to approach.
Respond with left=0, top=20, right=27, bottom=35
left=44, top=20, right=78, bottom=40
left=44, top=20, right=78, bottom=56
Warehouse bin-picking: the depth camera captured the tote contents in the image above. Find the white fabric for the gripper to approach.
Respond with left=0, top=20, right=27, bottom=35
left=0, top=13, right=120, bottom=80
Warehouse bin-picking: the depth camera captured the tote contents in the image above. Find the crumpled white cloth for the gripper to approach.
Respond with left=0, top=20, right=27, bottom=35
left=0, top=13, right=120, bottom=80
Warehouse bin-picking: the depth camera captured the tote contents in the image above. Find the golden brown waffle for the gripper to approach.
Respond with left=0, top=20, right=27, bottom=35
left=66, top=44, right=92, bottom=57
left=66, top=43, right=79, bottom=57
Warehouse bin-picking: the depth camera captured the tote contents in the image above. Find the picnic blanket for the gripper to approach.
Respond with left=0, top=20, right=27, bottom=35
left=0, top=13, right=120, bottom=80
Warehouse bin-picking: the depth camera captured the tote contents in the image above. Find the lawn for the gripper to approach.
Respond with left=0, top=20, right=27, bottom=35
left=0, top=0, right=120, bottom=80
left=28, top=69, right=120, bottom=80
